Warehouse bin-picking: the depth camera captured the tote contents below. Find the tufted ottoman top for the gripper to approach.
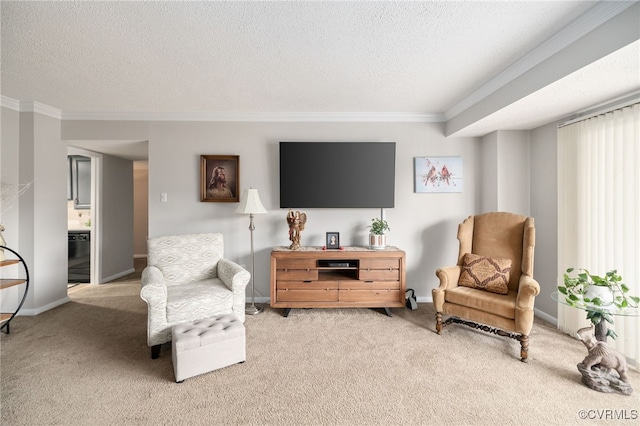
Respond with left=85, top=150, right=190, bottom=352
left=173, top=314, right=245, bottom=352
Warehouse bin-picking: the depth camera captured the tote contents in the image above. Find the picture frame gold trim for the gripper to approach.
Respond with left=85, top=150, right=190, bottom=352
left=200, top=155, right=239, bottom=202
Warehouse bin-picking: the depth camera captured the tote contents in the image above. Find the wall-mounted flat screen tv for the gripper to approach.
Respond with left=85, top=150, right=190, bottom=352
left=279, top=142, right=396, bottom=208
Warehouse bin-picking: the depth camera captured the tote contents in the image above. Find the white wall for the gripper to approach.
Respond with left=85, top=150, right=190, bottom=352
left=144, top=121, right=480, bottom=300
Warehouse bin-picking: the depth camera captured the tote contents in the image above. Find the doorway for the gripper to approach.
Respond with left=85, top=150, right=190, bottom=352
left=65, top=141, right=148, bottom=289
left=66, top=150, right=96, bottom=288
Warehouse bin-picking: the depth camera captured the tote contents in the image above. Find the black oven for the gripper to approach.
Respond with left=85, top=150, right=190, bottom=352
left=68, top=231, right=90, bottom=283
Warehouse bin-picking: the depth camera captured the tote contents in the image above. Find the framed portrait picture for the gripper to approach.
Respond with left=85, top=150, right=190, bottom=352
left=414, top=156, right=463, bottom=193
left=326, top=232, right=340, bottom=249
left=201, top=155, right=239, bottom=202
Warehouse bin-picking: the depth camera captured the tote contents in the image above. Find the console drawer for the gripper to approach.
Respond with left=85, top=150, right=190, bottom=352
left=277, top=258, right=316, bottom=269
left=360, top=258, right=401, bottom=269
left=275, top=258, right=318, bottom=280
left=359, top=257, right=400, bottom=281
left=359, top=269, right=400, bottom=281
left=277, top=280, right=338, bottom=290
left=277, top=286, right=338, bottom=302
left=339, top=288, right=401, bottom=304
left=276, top=269, right=318, bottom=280
left=339, top=281, right=400, bottom=290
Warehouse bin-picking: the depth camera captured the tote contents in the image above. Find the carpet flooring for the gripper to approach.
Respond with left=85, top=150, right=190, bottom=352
left=1, top=277, right=638, bottom=425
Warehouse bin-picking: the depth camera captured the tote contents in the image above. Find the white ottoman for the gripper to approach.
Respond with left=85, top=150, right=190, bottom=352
left=171, top=314, right=246, bottom=382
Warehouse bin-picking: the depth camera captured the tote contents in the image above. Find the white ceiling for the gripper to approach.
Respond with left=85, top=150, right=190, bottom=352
left=1, top=1, right=639, bottom=160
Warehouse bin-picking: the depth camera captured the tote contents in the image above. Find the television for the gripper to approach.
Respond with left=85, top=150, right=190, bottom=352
left=279, top=142, right=396, bottom=208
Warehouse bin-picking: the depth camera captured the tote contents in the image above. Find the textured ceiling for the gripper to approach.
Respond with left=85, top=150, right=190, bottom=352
left=1, top=1, right=639, bottom=155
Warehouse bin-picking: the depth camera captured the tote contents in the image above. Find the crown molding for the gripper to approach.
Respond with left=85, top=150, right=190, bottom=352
left=1, top=96, right=21, bottom=111
left=444, top=1, right=636, bottom=121
left=1, top=96, right=62, bottom=119
left=60, top=111, right=445, bottom=123
left=2, top=96, right=442, bottom=122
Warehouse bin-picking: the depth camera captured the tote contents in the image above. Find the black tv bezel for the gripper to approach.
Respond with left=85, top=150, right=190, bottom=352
left=279, top=141, right=396, bottom=209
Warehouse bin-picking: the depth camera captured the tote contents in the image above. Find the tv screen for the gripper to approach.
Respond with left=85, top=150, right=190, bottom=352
left=279, top=142, right=395, bottom=208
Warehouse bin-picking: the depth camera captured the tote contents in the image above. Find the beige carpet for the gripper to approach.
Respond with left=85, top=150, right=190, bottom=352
left=1, top=278, right=638, bottom=426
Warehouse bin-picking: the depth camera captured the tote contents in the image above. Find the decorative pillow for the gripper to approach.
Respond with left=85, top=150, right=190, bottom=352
left=458, top=253, right=511, bottom=295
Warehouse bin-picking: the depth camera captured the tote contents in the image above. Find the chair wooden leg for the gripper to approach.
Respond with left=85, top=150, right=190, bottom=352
left=436, top=312, right=443, bottom=334
left=519, top=335, right=529, bottom=362
left=151, top=344, right=161, bottom=359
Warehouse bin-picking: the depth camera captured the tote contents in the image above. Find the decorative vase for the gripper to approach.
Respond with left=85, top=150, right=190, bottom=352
left=369, top=234, right=386, bottom=250
left=585, top=285, right=614, bottom=308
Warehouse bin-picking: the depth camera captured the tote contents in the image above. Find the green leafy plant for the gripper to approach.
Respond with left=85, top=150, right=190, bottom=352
left=368, top=218, right=390, bottom=235
left=558, top=268, right=639, bottom=339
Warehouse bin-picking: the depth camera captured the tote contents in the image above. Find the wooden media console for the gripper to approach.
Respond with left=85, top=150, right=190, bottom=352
left=270, top=246, right=406, bottom=317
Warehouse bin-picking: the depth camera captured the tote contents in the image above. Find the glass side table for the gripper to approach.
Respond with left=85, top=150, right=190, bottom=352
left=551, top=291, right=640, bottom=342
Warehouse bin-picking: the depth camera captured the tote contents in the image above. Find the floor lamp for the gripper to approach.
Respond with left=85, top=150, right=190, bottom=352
left=236, top=188, right=267, bottom=315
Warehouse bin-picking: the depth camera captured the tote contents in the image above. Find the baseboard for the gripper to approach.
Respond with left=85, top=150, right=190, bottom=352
left=534, top=308, right=557, bottom=327
left=19, top=296, right=71, bottom=316
left=102, top=268, right=135, bottom=283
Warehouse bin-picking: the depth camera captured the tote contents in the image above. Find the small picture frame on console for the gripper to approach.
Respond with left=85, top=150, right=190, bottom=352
left=326, top=232, right=340, bottom=249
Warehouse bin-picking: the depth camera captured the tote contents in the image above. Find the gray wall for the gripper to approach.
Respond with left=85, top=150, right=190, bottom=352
left=1, top=108, right=69, bottom=314
left=530, top=121, right=560, bottom=322
left=4, top=108, right=562, bottom=321
left=100, top=154, right=134, bottom=281
left=2, top=107, right=137, bottom=314
left=144, top=120, right=481, bottom=300
left=133, top=161, right=149, bottom=256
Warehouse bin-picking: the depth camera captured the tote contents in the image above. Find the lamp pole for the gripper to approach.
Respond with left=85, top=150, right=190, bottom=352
left=246, top=211, right=262, bottom=315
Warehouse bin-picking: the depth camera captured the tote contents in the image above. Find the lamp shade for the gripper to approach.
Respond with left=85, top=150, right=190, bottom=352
left=235, top=188, right=267, bottom=214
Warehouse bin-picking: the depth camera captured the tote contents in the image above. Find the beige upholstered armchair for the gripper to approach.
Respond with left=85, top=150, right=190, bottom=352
left=432, top=212, right=540, bottom=361
left=140, top=233, right=250, bottom=359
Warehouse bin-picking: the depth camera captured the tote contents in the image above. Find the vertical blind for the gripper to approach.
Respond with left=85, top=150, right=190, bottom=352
left=557, top=102, right=640, bottom=369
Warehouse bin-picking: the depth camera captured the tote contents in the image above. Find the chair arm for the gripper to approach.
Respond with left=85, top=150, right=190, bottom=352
left=217, top=258, right=251, bottom=323
left=433, top=266, right=461, bottom=312
left=514, top=274, right=540, bottom=335
left=140, top=266, right=169, bottom=347
left=515, top=274, right=540, bottom=310
left=140, top=266, right=167, bottom=306
left=217, top=258, right=251, bottom=292
left=435, top=266, right=461, bottom=291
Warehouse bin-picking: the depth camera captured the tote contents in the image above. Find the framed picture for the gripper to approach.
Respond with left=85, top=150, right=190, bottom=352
left=414, top=156, right=463, bottom=193
left=201, top=155, right=239, bottom=202
left=326, top=232, right=340, bottom=249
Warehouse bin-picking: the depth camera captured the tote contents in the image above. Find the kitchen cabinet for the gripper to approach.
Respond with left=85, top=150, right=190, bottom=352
left=69, top=155, right=91, bottom=209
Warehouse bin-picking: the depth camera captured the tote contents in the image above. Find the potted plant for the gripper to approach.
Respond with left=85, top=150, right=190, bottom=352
left=558, top=268, right=639, bottom=340
left=368, top=218, right=390, bottom=250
